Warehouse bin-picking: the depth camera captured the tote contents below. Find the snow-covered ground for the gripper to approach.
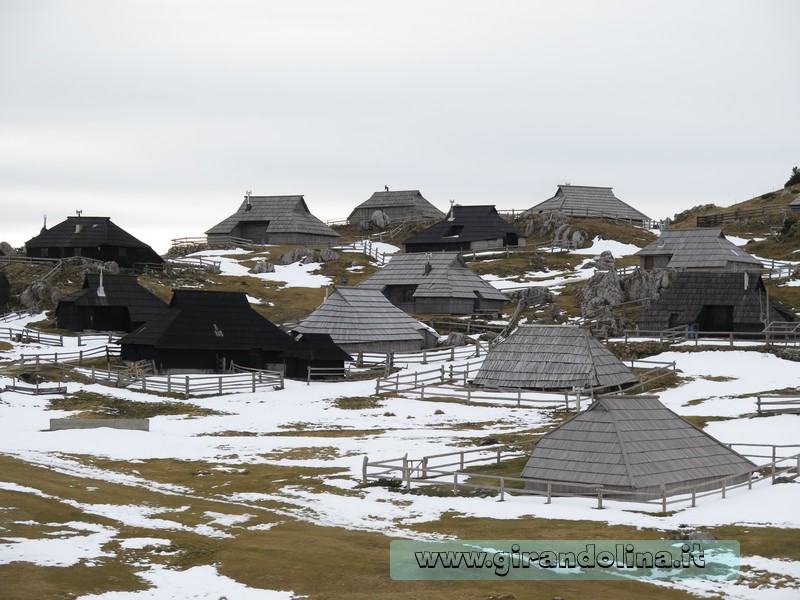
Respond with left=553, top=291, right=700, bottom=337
left=1, top=327, right=799, bottom=598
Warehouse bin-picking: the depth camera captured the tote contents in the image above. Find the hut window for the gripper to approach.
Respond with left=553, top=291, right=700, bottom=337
left=444, top=225, right=464, bottom=237
left=118, top=248, right=127, bottom=257
left=41, top=248, right=49, bottom=257
left=213, top=323, right=224, bottom=337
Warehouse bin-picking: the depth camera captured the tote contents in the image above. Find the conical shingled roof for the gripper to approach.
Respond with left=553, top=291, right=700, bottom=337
left=522, top=396, right=756, bottom=494
left=635, top=228, right=763, bottom=270
left=293, top=288, right=433, bottom=347
left=205, top=195, right=338, bottom=238
left=347, top=190, right=444, bottom=221
left=473, top=325, right=638, bottom=390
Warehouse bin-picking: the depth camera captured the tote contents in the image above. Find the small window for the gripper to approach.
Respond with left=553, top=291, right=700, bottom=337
left=118, top=247, right=127, bottom=257
left=41, top=248, right=49, bottom=257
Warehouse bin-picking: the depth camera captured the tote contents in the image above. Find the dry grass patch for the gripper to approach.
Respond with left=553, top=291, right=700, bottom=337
left=48, top=391, right=224, bottom=419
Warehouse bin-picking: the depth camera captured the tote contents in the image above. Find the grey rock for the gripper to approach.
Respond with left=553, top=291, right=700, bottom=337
left=505, top=286, right=554, bottom=305
left=320, top=248, right=339, bottom=262
left=443, top=331, right=467, bottom=347
left=593, top=250, right=616, bottom=271
left=102, top=261, right=120, bottom=275
left=0, top=241, right=16, bottom=255
left=251, top=259, right=275, bottom=274
left=370, top=210, right=390, bottom=229
left=571, top=229, right=587, bottom=249
left=280, top=248, right=317, bottom=265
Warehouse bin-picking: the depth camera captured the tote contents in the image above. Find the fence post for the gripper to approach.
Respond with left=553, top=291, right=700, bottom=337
left=546, top=483, right=552, bottom=504
left=421, top=349, right=427, bottom=365
left=218, top=376, right=223, bottom=395
left=167, top=374, right=172, bottom=393
left=757, top=396, right=761, bottom=414
left=91, top=366, right=96, bottom=383
left=440, top=365, right=445, bottom=383
left=414, top=372, right=418, bottom=387
left=142, top=376, right=147, bottom=392
left=421, top=457, right=428, bottom=479
left=357, top=351, right=363, bottom=367
left=362, top=455, right=369, bottom=484
left=722, top=478, right=727, bottom=499
left=403, top=455, right=411, bottom=490
left=79, top=350, right=83, bottom=367
left=772, top=446, right=777, bottom=483
left=661, top=484, right=667, bottom=513
left=453, top=472, right=458, bottom=494
left=476, top=341, right=480, bottom=357
left=450, top=346, right=454, bottom=362
left=691, top=488, right=696, bottom=508
left=185, top=376, right=190, bottom=399
left=517, top=390, right=521, bottom=407
left=460, top=451, right=465, bottom=470
left=596, top=487, right=604, bottom=510
left=307, top=366, right=311, bottom=386
left=500, top=477, right=505, bottom=502
left=252, top=371, right=257, bottom=392
left=375, top=379, right=380, bottom=395
left=449, top=364, right=454, bottom=381
left=420, top=384, right=425, bottom=399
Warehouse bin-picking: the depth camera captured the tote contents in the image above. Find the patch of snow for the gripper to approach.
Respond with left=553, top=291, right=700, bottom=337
left=570, top=236, right=641, bottom=257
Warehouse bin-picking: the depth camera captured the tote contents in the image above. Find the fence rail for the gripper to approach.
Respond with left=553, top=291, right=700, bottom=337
left=696, top=204, right=787, bottom=227
left=19, top=345, right=120, bottom=366
left=125, top=369, right=284, bottom=398
left=756, top=395, right=800, bottom=414
left=1, top=327, right=67, bottom=347
left=358, top=342, right=486, bottom=370
left=363, top=442, right=800, bottom=511
left=623, top=327, right=800, bottom=345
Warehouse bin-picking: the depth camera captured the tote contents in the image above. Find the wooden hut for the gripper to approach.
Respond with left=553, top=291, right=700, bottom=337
left=282, top=332, right=352, bottom=379
left=293, top=288, right=438, bottom=354
left=403, top=205, right=522, bottom=253
left=0, top=271, right=10, bottom=313
left=25, top=216, right=163, bottom=268
left=119, top=290, right=292, bottom=373
left=525, top=185, right=651, bottom=225
left=56, top=274, right=168, bottom=332
left=357, top=252, right=507, bottom=315
left=473, top=325, right=639, bottom=391
left=347, top=190, right=444, bottom=226
left=206, top=194, right=339, bottom=245
left=635, top=229, right=763, bottom=271
left=521, top=395, right=756, bottom=500
left=636, top=271, right=797, bottom=333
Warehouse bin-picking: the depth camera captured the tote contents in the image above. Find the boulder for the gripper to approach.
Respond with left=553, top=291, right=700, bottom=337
left=571, top=230, right=587, bottom=249
left=280, top=248, right=317, bottom=265
left=593, top=250, right=616, bottom=271
left=102, top=261, right=120, bottom=275
left=505, top=286, right=554, bottom=305
left=320, top=248, right=339, bottom=262
left=0, top=241, right=16, bottom=256
left=443, top=332, right=467, bottom=347
left=370, top=210, right=390, bottom=229
left=251, top=260, right=275, bottom=274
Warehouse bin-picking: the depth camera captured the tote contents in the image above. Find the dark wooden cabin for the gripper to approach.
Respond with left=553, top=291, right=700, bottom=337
left=403, top=205, right=522, bottom=253
left=25, top=216, right=163, bottom=268
left=0, top=271, right=10, bottom=313
left=56, top=274, right=167, bottom=332
left=636, top=272, right=797, bottom=333
left=282, top=332, right=352, bottom=379
left=119, top=290, right=292, bottom=373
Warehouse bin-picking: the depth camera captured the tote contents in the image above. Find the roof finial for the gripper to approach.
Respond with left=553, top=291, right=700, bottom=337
left=385, top=185, right=389, bottom=192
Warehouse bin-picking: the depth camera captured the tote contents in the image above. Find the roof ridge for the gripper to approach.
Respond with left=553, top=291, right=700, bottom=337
left=600, top=399, right=638, bottom=489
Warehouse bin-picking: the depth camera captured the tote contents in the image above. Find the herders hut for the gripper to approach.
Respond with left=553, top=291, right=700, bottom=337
left=119, top=290, right=292, bottom=373
left=282, top=332, right=352, bottom=379
left=0, top=271, right=10, bottom=313
left=526, top=185, right=651, bottom=226
left=521, top=395, right=756, bottom=500
left=403, top=205, right=522, bottom=253
left=205, top=194, right=339, bottom=245
left=25, top=216, right=163, bottom=268
left=358, top=252, right=507, bottom=315
left=636, top=271, right=797, bottom=333
left=293, top=287, right=438, bottom=354
left=56, top=274, right=168, bottom=332
left=347, top=190, right=445, bottom=227
left=635, top=229, right=763, bottom=271
left=473, top=325, right=638, bottom=392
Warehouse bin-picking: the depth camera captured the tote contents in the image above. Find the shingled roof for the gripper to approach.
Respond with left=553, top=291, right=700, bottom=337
left=527, top=185, right=651, bottom=223
left=403, top=205, right=519, bottom=250
left=205, top=195, right=339, bottom=238
left=358, top=252, right=507, bottom=302
left=282, top=332, right=352, bottom=363
left=294, top=288, right=434, bottom=349
left=119, top=290, right=291, bottom=352
left=636, top=271, right=797, bottom=331
left=635, top=229, right=763, bottom=270
left=473, top=325, right=638, bottom=390
left=56, top=274, right=167, bottom=326
left=25, top=216, right=163, bottom=263
left=347, top=190, right=444, bottom=222
left=522, top=395, right=756, bottom=497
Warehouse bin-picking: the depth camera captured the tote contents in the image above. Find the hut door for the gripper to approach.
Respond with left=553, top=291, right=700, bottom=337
left=699, top=305, right=734, bottom=332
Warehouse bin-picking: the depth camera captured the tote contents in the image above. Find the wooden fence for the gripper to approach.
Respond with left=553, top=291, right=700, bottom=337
left=0, top=311, right=33, bottom=324
left=756, top=395, right=800, bottom=414
left=1, top=327, right=70, bottom=347
left=696, top=204, right=787, bottom=227
left=363, top=442, right=800, bottom=511
left=124, top=369, right=284, bottom=398
left=357, top=342, right=487, bottom=370
left=623, top=327, right=800, bottom=345
left=18, top=345, right=120, bottom=366
left=3, top=379, right=68, bottom=395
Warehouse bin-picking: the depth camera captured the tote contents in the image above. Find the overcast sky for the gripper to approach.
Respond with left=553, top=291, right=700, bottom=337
left=2, top=0, right=798, bottom=253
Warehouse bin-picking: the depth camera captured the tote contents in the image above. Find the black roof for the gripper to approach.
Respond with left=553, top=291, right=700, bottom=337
left=403, top=205, right=517, bottom=246
left=282, top=332, right=353, bottom=362
left=26, top=216, right=161, bottom=255
left=636, top=272, right=797, bottom=329
left=119, top=290, right=292, bottom=352
left=56, top=274, right=167, bottom=324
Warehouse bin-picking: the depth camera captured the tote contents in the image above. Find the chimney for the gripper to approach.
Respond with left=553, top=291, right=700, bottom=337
left=245, top=190, right=252, bottom=211
left=424, top=253, right=432, bottom=275
left=75, top=209, right=83, bottom=233
left=96, top=266, right=106, bottom=298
